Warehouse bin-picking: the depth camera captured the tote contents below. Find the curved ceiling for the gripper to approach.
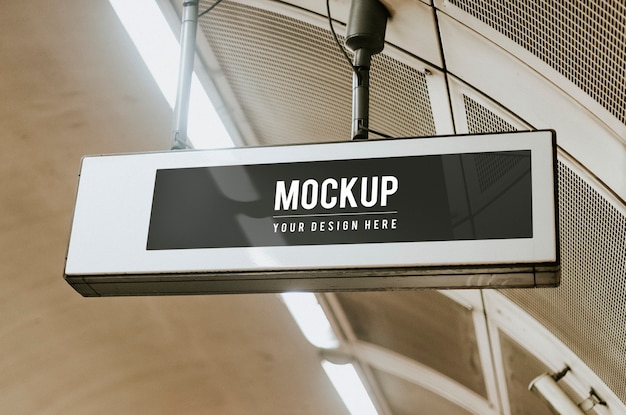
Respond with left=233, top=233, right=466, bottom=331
left=0, top=0, right=624, bottom=414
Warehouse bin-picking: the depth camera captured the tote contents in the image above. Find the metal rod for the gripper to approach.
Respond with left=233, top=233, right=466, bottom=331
left=171, top=1, right=199, bottom=150
left=352, top=49, right=371, bottom=140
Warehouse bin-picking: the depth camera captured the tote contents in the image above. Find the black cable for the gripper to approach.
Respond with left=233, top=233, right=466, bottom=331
left=198, top=0, right=226, bottom=18
left=326, top=0, right=356, bottom=73
left=365, top=128, right=392, bottom=139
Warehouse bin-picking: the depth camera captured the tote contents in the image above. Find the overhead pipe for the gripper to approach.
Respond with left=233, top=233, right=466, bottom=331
left=529, top=367, right=607, bottom=414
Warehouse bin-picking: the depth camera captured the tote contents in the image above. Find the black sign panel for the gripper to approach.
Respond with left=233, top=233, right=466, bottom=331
left=147, top=151, right=532, bottom=250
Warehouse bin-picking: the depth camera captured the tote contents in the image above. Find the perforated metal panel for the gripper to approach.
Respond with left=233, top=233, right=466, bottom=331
left=463, top=95, right=517, bottom=134
left=370, top=57, right=436, bottom=138
left=504, top=162, right=626, bottom=404
left=197, top=0, right=436, bottom=145
left=448, top=0, right=626, bottom=124
left=198, top=1, right=351, bottom=144
left=462, top=94, right=626, bottom=403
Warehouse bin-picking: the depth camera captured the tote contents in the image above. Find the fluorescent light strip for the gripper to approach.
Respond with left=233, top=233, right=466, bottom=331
left=280, top=293, right=339, bottom=349
left=282, top=294, right=379, bottom=414
left=108, top=0, right=233, bottom=149
left=322, top=361, right=379, bottom=415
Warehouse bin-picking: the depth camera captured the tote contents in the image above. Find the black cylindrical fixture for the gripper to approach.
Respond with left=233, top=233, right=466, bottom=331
left=345, top=0, right=389, bottom=54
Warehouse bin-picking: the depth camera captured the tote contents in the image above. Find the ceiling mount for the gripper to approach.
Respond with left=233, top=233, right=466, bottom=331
left=345, top=0, right=389, bottom=140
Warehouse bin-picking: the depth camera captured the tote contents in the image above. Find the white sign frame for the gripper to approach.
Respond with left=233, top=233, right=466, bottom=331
left=64, top=131, right=559, bottom=296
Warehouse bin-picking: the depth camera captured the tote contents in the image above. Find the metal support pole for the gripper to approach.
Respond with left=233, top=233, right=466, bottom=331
left=171, top=1, right=199, bottom=150
left=352, top=50, right=371, bottom=140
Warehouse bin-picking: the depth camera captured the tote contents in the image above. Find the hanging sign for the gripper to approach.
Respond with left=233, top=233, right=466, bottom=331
left=64, top=131, right=559, bottom=296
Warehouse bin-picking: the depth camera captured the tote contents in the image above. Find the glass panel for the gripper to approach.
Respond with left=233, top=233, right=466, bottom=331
left=499, top=332, right=555, bottom=415
left=335, top=291, right=487, bottom=397
left=148, top=150, right=532, bottom=250
left=370, top=367, right=474, bottom=415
